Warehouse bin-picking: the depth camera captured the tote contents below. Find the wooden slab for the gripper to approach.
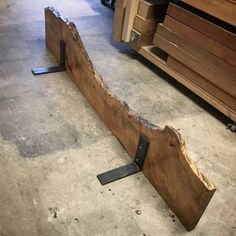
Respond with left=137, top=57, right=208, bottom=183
left=154, top=24, right=236, bottom=98
left=167, top=56, right=236, bottom=111
left=134, top=15, right=159, bottom=33
left=164, top=15, right=236, bottom=68
left=167, top=3, right=236, bottom=52
left=182, top=0, right=236, bottom=27
left=112, top=0, right=127, bottom=42
left=45, top=7, right=216, bottom=230
left=138, top=0, right=169, bottom=19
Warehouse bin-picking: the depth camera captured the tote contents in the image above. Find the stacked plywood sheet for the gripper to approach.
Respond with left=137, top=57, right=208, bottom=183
left=130, top=0, right=169, bottom=49
left=153, top=2, right=236, bottom=117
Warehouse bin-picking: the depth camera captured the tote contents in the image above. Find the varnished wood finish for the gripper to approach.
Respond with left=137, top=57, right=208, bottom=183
left=45, top=7, right=216, bottom=230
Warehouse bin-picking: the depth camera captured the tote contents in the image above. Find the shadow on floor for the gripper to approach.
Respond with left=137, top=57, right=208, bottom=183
left=132, top=51, right=233, bottom=126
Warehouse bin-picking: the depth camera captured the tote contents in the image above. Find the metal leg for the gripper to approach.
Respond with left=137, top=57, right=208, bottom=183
left=32, top=40, right=65, bottom=75
left=97, top=135, right=149, bottom=185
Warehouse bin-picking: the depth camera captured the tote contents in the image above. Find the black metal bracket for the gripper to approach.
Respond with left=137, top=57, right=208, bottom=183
left=97, top=135, right=149, bottom=185
left=101, top=0, right=115, bottom=10
left=31, top=40, right=65, bottom=75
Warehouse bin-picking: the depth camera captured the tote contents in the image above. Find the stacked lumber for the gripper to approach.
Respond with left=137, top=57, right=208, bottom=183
left=112, top=0, right=127, bottom=41
left=181, top=0, right=236, bottom=27
left=129, top=0, right=169, bottom=49
left=153, top=2, right=236, bottom=117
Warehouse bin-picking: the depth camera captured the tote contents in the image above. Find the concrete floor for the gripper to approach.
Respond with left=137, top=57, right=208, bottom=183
left=0, top=0, right=235, bottom=235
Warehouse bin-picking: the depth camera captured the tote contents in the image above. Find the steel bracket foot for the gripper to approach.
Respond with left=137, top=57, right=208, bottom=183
left=97, top=135, right=149, bottom=185
left=32, top=40, right=65, bottom=75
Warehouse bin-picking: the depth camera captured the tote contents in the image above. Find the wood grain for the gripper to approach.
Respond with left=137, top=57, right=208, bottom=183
left=138, top=46, right=236, bottom=122
left=164, top=15, right=236, bottom=68
left=122, top=0, right=141, bottom=42
left=167, top=56, right=236, bottom=110
left=112, top=0, right=127, bottom=42
left=134, top=15, right=159, bottom=33
left=154, top=24, right=236, bottom=98
left=167, top=3, right=236, bottom=52
left=138, top=0, right=169, bottom=19
left=182, top=0, right=236, bottom=27
left=130, top=29, right=154, bottom=49
left=45, top=7, right=216, bottom=230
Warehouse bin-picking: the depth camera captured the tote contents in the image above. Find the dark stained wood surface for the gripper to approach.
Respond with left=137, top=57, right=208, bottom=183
left=45, top=7, right=216, bottom=230
left=134, top=15, right=159, bottom=34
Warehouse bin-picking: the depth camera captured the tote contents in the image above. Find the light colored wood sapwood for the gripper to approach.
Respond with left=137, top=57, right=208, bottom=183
left=167, top=56, right=236, bottom=111
left=45, top=7, right=216, bottom=231
left=122, top=0, right=141, bottom=42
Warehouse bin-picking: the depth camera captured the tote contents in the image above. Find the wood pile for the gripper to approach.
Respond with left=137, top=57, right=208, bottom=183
left=112, top=0, right=236, bottom=121
left=153, top=2, right=236, bottom=117
left=129, top=0, right=170, bottom=49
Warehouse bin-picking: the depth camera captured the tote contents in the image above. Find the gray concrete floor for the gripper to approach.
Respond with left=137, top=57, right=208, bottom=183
left=0, top=0, right=235, bottom=235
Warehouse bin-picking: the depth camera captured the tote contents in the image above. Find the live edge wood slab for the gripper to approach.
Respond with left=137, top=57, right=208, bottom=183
left=45, top=7, right=216, bottom=230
